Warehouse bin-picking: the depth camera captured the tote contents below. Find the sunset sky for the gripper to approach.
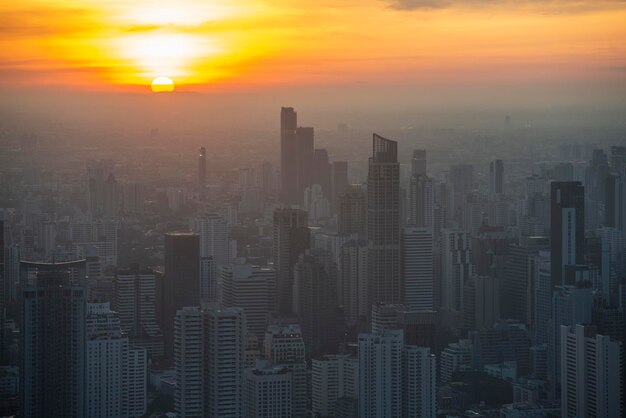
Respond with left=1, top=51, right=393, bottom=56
left=2, top=0, right=626, bottom=95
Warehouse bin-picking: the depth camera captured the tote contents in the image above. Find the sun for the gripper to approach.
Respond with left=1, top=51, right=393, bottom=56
left=151, top=76, right=175, bottom=93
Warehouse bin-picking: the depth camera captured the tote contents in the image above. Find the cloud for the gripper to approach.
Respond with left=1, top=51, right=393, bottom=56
left=387, top=0, right=626, bottom=12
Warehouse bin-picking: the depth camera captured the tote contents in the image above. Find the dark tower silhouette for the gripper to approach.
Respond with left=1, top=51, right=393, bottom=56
left=280, top=107, right=298, bottom=205
left=20, top=260, right=87, bottom=418
left=367, top=134, right=401, bottom=309
left=163, top=232, right=199, bottom=358
left=550, top=181, right=585, bottom=286
left=273, top=208, right=310, bottom=313
left=198, top=147, right=206, bottom=200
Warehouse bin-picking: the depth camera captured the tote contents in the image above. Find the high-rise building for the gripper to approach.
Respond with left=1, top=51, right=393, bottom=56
left=489, top=159, right=504, bottom=197
left=205, top=307, right=246, bottom=418
left=280, top=107, right=299, bottom=206
left=198, top=146, right=206, bottom=200
left=502, top=236, right=549, bottom=326
left=264, top=324, right=307, bottom=418
left=273, top=208, right=310, bottom=313
left=605, top=174, right=625, bottom=237
left=440, top=229, right=473, bottom=314
left=163, top=232, right=200, bottom=358
left=560, top=324, right=623, bottom=418
left=401, top=226, right=433, bottom=311
left=86, top=302, right=147, bottom=418
left=174, top=307, right=204, bottom=418
left=340, top=239, right=368, bottom=326
left=550, top=181, right=585, bottom=286
left=439, top=339, right=472, bottom=383
left=191, top=213, right=230, bottom=269
left=312, top=354, right=359, bottom=417
left=313, top=148, right=331, bottom=198
left=293, top=250, right=341, bottom=357
left=367, top=134, right=401, bottom=308
left=331, top=161, right=350, bottom=212
left=21, top=261, right=87, bottom=418
left=358, top=329, right=404, bottom=418
left=408, top=174, right=434, bottom=227
left=338, top=184, right=366, bottom=237
left=295, top=127, right=315, bottom=205
left=402, top=345, right=437, bottom=418
left=610, top=145, right=625, bottom=176
left=115, top=267, right=161, bottom=339
left=411, top=149, right=426, bottom=177
left=243, top=361, right=292, bottom=418
left=221, top=262, right=275, bottom=341
left=463, top=275, right=500, bottom=331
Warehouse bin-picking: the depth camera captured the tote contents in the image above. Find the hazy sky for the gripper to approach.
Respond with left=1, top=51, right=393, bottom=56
left=2, top=0, right=626, bottom=96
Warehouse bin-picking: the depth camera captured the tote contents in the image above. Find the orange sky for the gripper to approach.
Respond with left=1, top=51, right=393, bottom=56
left=1, top=0, right=626, bottom=93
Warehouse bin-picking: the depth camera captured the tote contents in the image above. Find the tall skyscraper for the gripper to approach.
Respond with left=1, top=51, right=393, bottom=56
left=338, top=184, right=366, bottom=237
left=280, top=107, right=299, bottom=205
left=115, top=267, right=163, bottom=359
left=174, top=306, right=246, bottom=417
left=312, top=354, right=359, bottom=417
left=205, top=307, right=246, bottom=418
left=440, top=229, right=473, bottom=314
left=408, top=174, right=434, bottom=227
left=198, top=146, right=206, bottom=200
left=411, top=149, right=426, bottom=177
left=163, top=232, right=200, bottom=358
left=367, top=134, right=401, bottom=308
left=21, top=261, right=87, bottom=418
left=191, top=213, right=230, bottom=268
left=331, top=161, right=350, bottom=212
left=401, top=226, right=434, bottom=311
left=293, top=250, right=341, bottom=357
left=358, top=329, right=404, bottom=418
left=550, top=181, right=585, bottom=286
left=610, top=145, right=625, bottom=176
left=341, top=239, right=368, bottom=326
left=449, top=163, right=474, bottom=229
left=243, top=361, right=292, bottom=418
left=560, top=324, right=623, bottom=418
left=86, top=302, right=147, bottom=418
left=174, top=307, right=204, bottom=417
left=312, top=148, right=331, bottom=198
left=221, top=262, right=275, bottom=341
left=264, top=324, right=307, bottom=418
left=402, top=346, right=437, bottom=418
left=489, top=159, right=504, bottom=197
left=295, top=126, right=315, bottom=204
left=272, top=208, right=310, bottom=313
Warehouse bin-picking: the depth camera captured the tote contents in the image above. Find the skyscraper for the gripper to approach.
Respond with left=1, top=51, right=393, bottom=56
left=198, top=146, right=206, bottom=200
left=367, top=134, right=401, bottom=308
left=205, top=307, right=246, bottom=418
left=174, top=307, right=204, bottom=417
left=21, top=261, right=87, bottom=418
left=341, top=239, right=368, bottom=326
left=221, top=261, right=275, bottom=341
left=191, top=213, right=230, bottom=268
left=295, top=126, right=315, bottom=204
left=312, top=148, right=331, bottom=198
left=401, top=226, right=434, bottom=311
left=440, top=229, right=473, bottom=314
left=338, top=184, right=366, bottom=237
left=550, top=181, right=584, bottom=286
left=489, top=159, right=504, bottom=197
left=560, top=324, right=623, bottom=418
left=331, top=161, right=350, bottom=212
left=163, top=232, right=200, bottom=358
left=86, top=302, right=147, bottom=418
left=293, top=250, right=341, bottom=357
left=408, top=174, right=434, bottom=227
left=280, top=107, right=299, bottom=205
left=272, top=208, right=310, bottom=313
left=411, top=149, right=426, bottom=177
left=264, top=324, right=307, bottom=417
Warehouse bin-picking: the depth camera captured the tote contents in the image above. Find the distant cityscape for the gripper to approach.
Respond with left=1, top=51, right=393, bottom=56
left=0, top=106, right=624, bottom=418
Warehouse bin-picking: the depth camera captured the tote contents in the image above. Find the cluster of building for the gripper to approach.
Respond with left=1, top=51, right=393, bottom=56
left=0, top=107, right=624, bottom=417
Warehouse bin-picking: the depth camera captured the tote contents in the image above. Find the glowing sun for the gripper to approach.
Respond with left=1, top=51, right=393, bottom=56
left=151, top=76, right=175, bottom=92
